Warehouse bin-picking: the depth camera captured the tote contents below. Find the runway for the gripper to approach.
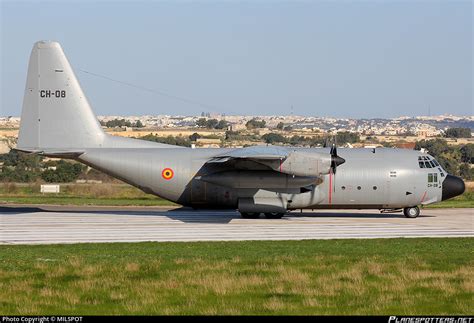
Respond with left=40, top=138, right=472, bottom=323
left=0, top=205, right=472, bottom=244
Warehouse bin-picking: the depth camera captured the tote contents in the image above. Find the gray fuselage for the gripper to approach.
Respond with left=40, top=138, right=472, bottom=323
left=77, top=146, right=445, bottom=210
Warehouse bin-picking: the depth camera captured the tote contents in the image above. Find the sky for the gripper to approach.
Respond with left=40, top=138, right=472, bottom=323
left=1, top=0, right=472, bottom=118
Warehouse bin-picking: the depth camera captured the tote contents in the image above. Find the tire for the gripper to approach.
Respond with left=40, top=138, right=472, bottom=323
left=403, top=206, right=420, bottom=218
left=240, top=212, right=260, bottom=219
left=264, top=212, right=285, bottom=219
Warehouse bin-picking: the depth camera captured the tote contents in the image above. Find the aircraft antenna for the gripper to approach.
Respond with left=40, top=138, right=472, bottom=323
left=80, top=69, right=220, bottom=110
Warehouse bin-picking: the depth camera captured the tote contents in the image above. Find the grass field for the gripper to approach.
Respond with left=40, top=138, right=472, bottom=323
left=0, top=183, right=176, bottom=206
left=0, top=238, right=472, bottom=315
left=0, top=182, right=472, bottom=207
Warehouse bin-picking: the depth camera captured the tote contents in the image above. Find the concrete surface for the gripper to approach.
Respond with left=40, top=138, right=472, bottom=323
left=0, top=205, right=472, bottom=244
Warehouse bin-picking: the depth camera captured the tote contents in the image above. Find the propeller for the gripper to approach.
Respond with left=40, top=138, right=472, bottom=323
left=329, top=137, right=346, bottom=192
left=329, top=139, right=345, bottom=175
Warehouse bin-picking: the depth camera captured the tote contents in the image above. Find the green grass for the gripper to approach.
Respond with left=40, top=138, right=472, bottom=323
left=425, top=200, right=474, bottom=208
left=426, top=191, right=474, bottom=208
left=0, top=183, right=176, bottom=206
left=0, top=238, right=472, bottom=315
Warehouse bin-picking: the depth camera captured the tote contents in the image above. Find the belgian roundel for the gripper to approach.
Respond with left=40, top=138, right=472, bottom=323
left=162, top=168, right=174, bottom=180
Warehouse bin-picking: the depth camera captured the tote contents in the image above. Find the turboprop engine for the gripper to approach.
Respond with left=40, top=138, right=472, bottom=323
left=258, top=149, right=345, bottom=177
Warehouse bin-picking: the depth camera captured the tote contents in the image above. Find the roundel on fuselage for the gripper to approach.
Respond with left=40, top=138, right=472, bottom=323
left=162, top=168, right=174, bottom=180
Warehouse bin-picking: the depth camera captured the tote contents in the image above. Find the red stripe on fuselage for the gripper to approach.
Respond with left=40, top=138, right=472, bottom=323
left=328, top=171, right=333, bottom=204
left=420, top=191, right=427, bottom=203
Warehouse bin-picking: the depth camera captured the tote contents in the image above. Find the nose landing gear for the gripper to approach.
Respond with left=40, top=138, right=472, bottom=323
left=403, top=206, right=420, bottom=218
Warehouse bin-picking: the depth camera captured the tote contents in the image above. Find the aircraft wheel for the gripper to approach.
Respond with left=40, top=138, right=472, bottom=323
left=240, top=212, right=260, bottom=219
left=264, top=212, right=285, bottom=219
left=403, top=206, right=420, bottom=218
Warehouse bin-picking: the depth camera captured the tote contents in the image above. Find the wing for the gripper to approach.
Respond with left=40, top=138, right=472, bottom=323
left=207, top=145, right=289, bottom=164
left=200, top=146, right=325, bottom=192
left=205, top=145, right=333, bottom=178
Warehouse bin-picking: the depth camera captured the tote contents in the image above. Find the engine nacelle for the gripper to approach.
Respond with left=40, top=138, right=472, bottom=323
left=259, top=151, right=333, bottom=177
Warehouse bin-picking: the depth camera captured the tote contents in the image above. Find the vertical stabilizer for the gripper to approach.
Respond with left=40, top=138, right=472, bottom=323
left=17, top=41, right=105, bottom=150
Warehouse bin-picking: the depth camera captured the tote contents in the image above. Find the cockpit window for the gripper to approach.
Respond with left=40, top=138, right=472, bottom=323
left=418, top=155, right=443, bottom=169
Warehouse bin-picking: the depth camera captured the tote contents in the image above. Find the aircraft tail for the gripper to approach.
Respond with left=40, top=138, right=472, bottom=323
left=17, top=41, right=172, bottom=153
left=17, top=41, right=106, bottom=151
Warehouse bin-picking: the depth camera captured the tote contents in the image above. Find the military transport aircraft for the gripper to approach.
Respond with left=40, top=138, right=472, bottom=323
left=16, top=41, right=465, bottom=219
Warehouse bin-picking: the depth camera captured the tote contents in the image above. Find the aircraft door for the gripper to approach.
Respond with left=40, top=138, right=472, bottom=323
left=423, top=171, right=441, bottom=204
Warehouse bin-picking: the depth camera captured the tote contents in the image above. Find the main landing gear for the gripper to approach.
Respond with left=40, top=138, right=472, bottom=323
left=239, top=212, right=286, bottom=219
left=239, top=212, right=260, bottom=219
left=403, top=206, right=420, bottom=218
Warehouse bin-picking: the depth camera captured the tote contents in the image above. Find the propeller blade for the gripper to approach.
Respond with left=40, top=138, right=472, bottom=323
left=329, top=143, right=345, bottom=176
left=329, top=135, right=343, bottom=192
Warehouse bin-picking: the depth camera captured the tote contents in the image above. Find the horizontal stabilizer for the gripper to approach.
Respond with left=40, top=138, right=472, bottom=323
left=14, top=148, right=85, bottom=158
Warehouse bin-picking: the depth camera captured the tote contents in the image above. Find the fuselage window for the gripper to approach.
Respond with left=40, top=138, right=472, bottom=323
left=438, top=168, right=445, bottom=177
left=429, top=161, right=436, bottom=168
left=373, top=186, right=377, bottom=190
left=419, top=162, right=425, bottom=168
left=432, top=160, right=440, bottom=166
left=341, top=186, right=346, bottom=190
left=428, top=173, right=439, bottom=188
left=357, top=186, right=361, bottom=190
left=424, top=161, right=432, bottom=168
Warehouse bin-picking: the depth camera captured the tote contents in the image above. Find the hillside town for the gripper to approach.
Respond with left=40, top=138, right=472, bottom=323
left=1, top=114, right=473, bottom=143
left=1, top=114, right=473, bottom=154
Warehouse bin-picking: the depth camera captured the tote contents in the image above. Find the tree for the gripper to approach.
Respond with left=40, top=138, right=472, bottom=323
left=445, top=128, right=472, bottom=138
left=206, top=119, right=219, bottom=129
left=41, top=160, right=84, bottom=183
left=215, top=120, right=229, bottom=130
left=460, top=144, right=474, bottom=163
left=104, top=118, right=132, bottom=128
left=459, top=163, right=473, bottom=180
left=196, top=118, right=208, bottom=128
left=134, top=120, right=144, bottom=128
left=0, top=151, right=43, bottom=182
left=195, top=118, right=225, bottom=129
left=415, top=139, right=470, bottom=176
left=336, top=131, right=360, bottom=144
left=225, top=130, right=243, bottom=141
left=246, top=118, right=266, bottom=130
left=415, top=139, right=450, bottom=156
left=189, top=132, right=201, bottom=142
left=139, top=134, right=191, bottom=147
left=289, top=135, right=305, bottom=146
left=276, top=122, right=284, bottom=130
left=262, top=133, right=287, bottom=144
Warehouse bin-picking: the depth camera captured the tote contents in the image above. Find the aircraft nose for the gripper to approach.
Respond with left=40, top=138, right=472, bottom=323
left=442, top=175, right=465, bottom=201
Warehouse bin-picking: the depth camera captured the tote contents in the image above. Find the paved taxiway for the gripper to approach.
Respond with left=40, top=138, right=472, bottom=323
left=0, top=205, right=472, bottom=244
